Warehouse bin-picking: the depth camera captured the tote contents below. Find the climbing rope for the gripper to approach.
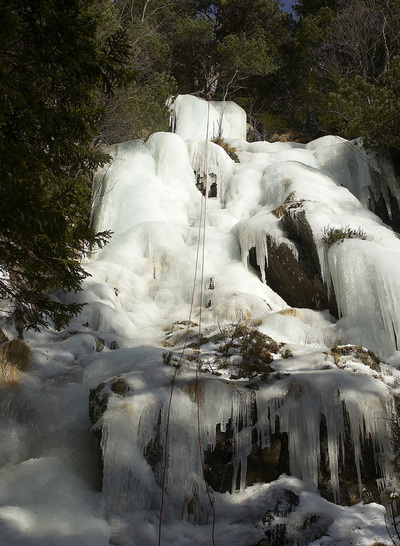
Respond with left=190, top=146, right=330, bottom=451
left=195, top=99, right=217, bottom=544
left=158, top=98, right=216, bottom=546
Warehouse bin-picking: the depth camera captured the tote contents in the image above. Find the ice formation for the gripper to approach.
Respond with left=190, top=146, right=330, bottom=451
left=158, top=117, right=395, bottom=358
left=83, top=347, right=394, bottom=520
left=168, top=94, right=247, bottom=141
left=2, top=94, right=400, bottom=545
left=83, top=92, right=400, bottom=522
left=85, top=95, right=400, bottom=530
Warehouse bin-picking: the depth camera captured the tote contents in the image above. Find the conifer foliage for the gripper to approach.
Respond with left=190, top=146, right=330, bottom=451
left=283, top=0, right=400, bottom=151
left=0, top=0, right=130, bottom=330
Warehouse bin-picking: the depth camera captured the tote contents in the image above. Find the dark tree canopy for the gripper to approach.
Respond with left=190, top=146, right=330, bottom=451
left=254, top=0, right=400, bottom=153
left=0, top=0, right=130, bottom=330
left=168, top=0, right=288, bottom=99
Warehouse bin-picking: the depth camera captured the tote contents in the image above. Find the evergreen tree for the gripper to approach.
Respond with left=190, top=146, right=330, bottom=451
left=97, top=0, right=179, bottom=143
left=320, top=0, right=400, bottom=153
left=168, top=0, right=288, bottom=99
left=324, top=56, right=400, bottom=153
left=0, top=0, right=130, bottom=330
left=260, top=4, right=335, bottom=138
left=98, top=0, right=291, bottom=142
left=293, top=0, right=344, bottom=18
left=266, top=0, right=400, bottom=150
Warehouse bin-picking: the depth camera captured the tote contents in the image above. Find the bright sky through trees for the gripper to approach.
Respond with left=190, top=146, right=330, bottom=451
left=281, top=0, right=295, bottom=12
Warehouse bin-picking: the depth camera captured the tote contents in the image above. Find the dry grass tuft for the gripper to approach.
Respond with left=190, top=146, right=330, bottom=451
left=0, top=339, right=31, bottom=384
left=212, top=137, right=239, bottom=162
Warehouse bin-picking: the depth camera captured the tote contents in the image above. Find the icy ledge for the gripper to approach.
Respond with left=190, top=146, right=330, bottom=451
left=84, top=346, right=395, bottom=522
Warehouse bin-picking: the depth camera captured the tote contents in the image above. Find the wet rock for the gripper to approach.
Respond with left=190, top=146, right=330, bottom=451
left=89, top=376, right=129, bottom=440
left=245, top=382, right=260, bottom=390
left=248, top=205, right=338, bottom=317
left=204, top=420, right=235, bottom=493
left=110, top=377, right=129, bottom=395
left=369, top=185, right=400, bottom=234
left=96, top=337, right=105, bottom=352
left=144, top=410, right=163, bottom=471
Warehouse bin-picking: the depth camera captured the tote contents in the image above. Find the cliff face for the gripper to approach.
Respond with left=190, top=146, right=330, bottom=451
left=2, top=96, right=400, bottom=546
left=87, top=341, right=394, bottom=517
left=78, top=95, right=400, bottom=543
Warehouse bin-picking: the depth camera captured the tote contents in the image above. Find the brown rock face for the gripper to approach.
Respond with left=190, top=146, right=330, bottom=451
left=248, top=206, right=338, bottom=317
left=204, top=414, right=290, bottom=494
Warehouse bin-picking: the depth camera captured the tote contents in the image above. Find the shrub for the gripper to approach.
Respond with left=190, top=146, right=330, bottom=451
left=237, top=329, right=274, bottom=379
left=331, top=344, right=380, bottom=372
left=280, top=348, right=293, bottom=359
left=212, top=137, right=239, bottom=162
left=0, top=339, right=31, bottom=384
left=322, top=225, right=367, bottom=246
left=218, top=325, right=281, bottom=380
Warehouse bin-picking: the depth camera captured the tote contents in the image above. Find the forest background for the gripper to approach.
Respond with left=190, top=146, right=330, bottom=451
left=0, top=0, right=399, bottom=331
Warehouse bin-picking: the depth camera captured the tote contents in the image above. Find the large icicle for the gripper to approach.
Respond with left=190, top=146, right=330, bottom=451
left=325, top=239, right=400, bottom=358
left=255, top=370, right=394, bottom=504
left=100, top=394, right=163, bottom=513
left=310, top=136, right=400, bottom=222
left=234, top=211, right=298, bottom=282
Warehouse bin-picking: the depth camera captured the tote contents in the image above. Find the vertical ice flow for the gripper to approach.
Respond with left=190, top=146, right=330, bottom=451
left=100, top=372, right=393, bottom=520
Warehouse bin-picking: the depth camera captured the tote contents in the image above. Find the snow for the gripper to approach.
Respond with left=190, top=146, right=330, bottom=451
left=1, top=94, right=400, bottom=545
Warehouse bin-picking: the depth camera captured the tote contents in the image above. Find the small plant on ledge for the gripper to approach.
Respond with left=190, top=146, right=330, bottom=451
left=216, top=321, right=283, bottom=380
left=212, top=137, right=239, bottom=162
left=322, top=225, right=367, bottom=246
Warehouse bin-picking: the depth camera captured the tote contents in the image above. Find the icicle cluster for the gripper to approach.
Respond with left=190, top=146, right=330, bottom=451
left=312, top=136, right=400, bottom=220
left=99, top=368, right=394, bottom=521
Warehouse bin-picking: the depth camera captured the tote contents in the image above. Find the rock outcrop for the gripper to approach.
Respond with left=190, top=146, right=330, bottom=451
left=88, top=340, right=394, bottom=519
left=246, top=199, right=338, bottom=317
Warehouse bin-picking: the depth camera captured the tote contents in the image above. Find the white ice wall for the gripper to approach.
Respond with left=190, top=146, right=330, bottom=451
left=168, top=94, right=247, bottom=141
left=310, top=136, right=400, bottom=220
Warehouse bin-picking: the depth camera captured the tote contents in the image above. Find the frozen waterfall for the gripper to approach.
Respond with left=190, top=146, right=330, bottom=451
left=2, top=96, right=400, bottom=546
left=83, top=94, right=400, bottom=533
